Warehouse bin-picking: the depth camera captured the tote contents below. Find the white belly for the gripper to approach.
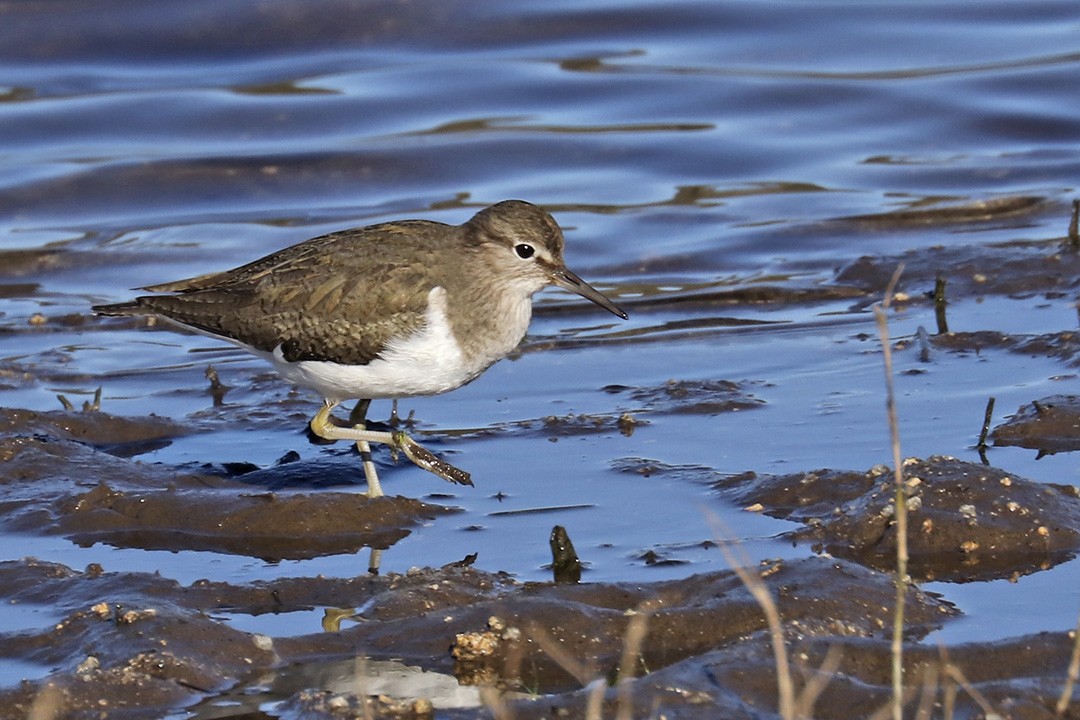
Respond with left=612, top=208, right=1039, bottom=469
left=262, top=286, right=480, bottom=402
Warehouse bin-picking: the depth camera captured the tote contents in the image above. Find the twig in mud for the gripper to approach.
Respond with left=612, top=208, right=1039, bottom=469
left=872, top=263, right=908, bottom=720
left=56, top=386, right=102, bottom=412
left=915, top=326, right=932, bottom=363
left=1068, top=198, right=1079, bottom=250
left=976, top=396, right=995, bottom=452
left=550, top=525, right=584, bottom=584
left=707, top=511, right=795, bottom=720
left=1055, top=605, right=1080, bottom=715
left=933, top=274, right=948, bottom=335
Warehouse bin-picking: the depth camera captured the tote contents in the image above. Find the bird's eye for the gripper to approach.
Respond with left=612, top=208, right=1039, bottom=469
left=514, top=243, right=535, bottom=259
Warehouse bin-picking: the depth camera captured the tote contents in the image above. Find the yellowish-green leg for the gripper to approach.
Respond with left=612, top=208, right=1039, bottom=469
left=309, top=401, right=472, bottom=493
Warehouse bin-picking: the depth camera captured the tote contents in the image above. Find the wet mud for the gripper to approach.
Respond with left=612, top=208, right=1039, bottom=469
left=994, top=395, right=1080, bottom=456
left=1, top=555, right=956, bottom=719
left=0, top=409, right=455, bottom=562
left=711, top=456, right=1080, bottom=583
left=5, top=216, right=1080, bottom=717
left=840, top=245, right=1079, bottom=301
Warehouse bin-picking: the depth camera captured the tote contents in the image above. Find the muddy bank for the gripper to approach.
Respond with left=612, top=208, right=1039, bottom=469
left=3, top=552, right=1078, bottom=719
left=0, top=555, right=956, bottom=719
left=1, top=403, right=1078, bottom=717
left=705, top=455, right=1080, bottom=583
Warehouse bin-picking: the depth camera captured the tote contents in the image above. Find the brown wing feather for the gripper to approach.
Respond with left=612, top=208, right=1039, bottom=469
left=103, top=220, right=454, bottom=366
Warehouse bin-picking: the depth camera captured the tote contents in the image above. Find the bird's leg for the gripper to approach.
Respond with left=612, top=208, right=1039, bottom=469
left=367, top=548, right=383, bottom=575
left=312, top=401, right=391, bottom=497
left=310, top=401, right=473, bottom=489
left=347, top=398, right=382, bottom=499
left=347, top=398, right=372, bottom=426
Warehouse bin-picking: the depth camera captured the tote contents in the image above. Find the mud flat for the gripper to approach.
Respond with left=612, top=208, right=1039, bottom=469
left=1, top=404, right=1078, bottom=718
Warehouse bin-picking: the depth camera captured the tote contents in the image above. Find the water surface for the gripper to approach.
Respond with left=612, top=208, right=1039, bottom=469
left=2, top=0, right=1080, bottom=677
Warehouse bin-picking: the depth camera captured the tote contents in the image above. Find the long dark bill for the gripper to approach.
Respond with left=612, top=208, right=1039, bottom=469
left=550, top=267, right=628, bottom=320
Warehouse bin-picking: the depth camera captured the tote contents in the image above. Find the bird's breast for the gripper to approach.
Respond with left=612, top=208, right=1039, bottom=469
left=448, top=288, right=534, bottom=372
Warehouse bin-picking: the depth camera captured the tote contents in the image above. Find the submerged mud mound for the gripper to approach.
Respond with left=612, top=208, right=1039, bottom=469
left=713, top=456, right=1080, bottom=582
left=930, top=330, right=1080, bottom=368
left=0, top=406, right=187, bottom=457
left=993, top=394, right=1080, bottom=456
left=0, top=409, right=455, bottom=561
left=835, top=232, right=1080, bottom=302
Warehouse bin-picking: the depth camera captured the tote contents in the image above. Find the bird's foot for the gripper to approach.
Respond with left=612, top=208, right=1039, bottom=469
left=310, top=403, right=471, bottom=490
left=390, top=431, right=472, bottom=487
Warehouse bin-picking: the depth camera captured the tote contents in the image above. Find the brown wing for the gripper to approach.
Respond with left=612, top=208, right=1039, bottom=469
left=109, top=220, right=452, bottom=366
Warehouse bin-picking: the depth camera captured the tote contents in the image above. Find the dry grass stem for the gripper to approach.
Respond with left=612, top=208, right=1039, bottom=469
left=524, top=622, right=594, bottom=686
left=354, top=657, right=375, bottom=720
left=1069, top=198, right=1080, bottom=248
left=795, top=643, right=843, bottom=717
left=868, top=686, right=918, bottom=720
left=478, top=685, right=515, bottom=720
left=585, top=679, right=606, bottom=720
left=615, top=601, right=656, bottom=720
left=1055, top=608, right=1080, bottom=715
left=913, top=663, right=941, bottom=720
left=873, top=263, right=908, bottom=720
left=28, top=683, right=63, bottom=720
left=523, top=621, right=610, bottom=720
left=942, top=662, right=999, bottom=718
left=707, top=510, right=795, bottom=720
left=942, top=668, right=958, bottom=719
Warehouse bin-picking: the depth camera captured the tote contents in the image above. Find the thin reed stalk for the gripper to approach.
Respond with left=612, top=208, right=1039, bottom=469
left=872, top=264, right=908, bottom=720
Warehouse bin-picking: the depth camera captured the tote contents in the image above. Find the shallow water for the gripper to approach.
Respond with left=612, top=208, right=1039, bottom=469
left=3, top=0, right=1080, bottom=694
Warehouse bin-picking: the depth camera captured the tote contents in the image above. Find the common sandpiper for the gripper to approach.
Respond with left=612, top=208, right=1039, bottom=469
left=94, top=200, right=628, bottom=497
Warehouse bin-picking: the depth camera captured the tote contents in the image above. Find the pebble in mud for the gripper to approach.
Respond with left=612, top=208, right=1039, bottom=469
left=290, top=691, right=435, bottom=719
left=451, top=615, right=524, bottom=688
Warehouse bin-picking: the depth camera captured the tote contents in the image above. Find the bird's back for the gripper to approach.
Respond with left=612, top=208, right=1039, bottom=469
left=95, top=220, right=461, bottom=366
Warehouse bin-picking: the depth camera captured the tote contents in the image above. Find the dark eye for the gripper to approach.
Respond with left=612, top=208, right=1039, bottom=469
left=514, top=243, right=535, bottom=259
